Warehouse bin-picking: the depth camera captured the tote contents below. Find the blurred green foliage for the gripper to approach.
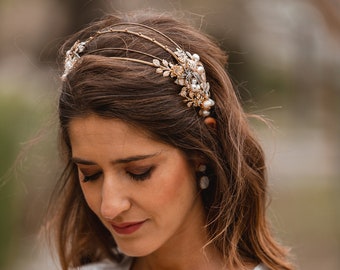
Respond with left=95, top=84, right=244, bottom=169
left=0, top=91, right=51, bottom=268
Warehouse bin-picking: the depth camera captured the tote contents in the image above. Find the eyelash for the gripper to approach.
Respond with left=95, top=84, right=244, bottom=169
left=127, top=167, right=154, bottom=181
left=81, top=167, right=154, bottom=183
left=82, top=171, right=102, bottom=183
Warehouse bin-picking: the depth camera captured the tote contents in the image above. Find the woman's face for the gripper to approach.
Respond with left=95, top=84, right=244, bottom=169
left=69, top=115, right=206, bottom=257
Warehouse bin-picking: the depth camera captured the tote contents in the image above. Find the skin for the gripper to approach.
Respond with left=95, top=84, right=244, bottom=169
left=69, top=115, right=225, bottom=270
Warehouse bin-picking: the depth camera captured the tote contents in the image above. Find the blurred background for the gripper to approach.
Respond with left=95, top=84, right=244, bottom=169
left=0, top=0, right=339, bottom=269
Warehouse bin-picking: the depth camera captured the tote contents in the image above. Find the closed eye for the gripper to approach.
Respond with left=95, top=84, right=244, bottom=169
left=127, top=167, right=154, bottom=181
left=82, top=171, right=102, bottom=182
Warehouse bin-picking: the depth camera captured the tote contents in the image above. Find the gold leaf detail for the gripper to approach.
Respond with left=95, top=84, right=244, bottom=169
left=163, top=70, right=170, bottom=77
left=153, top=59, right=160, bottom=66
left=162, top=59, right=169, bottom=66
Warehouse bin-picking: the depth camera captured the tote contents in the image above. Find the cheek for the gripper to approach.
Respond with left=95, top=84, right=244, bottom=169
left=80, top=183, right=101, bottom=214
left=151, top=161, right=196, bottom=208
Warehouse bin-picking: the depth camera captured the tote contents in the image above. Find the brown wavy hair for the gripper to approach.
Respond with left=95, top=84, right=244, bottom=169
left=49, top=10, right=293, bottom=270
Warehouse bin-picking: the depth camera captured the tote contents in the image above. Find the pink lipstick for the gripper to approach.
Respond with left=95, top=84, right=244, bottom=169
left=111, top=221, right=145, bottom=235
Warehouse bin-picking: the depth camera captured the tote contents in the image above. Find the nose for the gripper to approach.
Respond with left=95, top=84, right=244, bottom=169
left=100, top=176, right=131, bottom=220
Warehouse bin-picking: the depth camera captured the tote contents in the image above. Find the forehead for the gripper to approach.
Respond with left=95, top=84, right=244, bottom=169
left=69, top=115, right=148, bottom=138
left=68, top=115, right=167, bottom=157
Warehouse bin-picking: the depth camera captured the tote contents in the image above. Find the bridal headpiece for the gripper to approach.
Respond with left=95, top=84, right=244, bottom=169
left=61, top=23, right=215, bottom=117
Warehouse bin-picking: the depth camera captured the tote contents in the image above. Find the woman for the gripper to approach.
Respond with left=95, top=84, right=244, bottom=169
left=49, top=10, right=293, bottom=270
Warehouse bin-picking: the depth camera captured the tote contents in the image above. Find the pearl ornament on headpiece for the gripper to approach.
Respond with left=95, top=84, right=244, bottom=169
left=61, top=23, right=215, bottom=117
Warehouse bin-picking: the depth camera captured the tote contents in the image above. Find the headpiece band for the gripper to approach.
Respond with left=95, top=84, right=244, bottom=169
left=61, top=23, right=215, bottom=117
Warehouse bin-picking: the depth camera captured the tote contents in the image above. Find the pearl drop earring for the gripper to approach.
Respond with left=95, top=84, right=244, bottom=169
left=198, top=164, right=206, bottom=172
left=199, top=175, right=209, bottom=189
left=198, top=164, right=209, bottom=189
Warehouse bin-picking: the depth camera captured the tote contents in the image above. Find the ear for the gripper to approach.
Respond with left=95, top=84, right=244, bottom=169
left=204, top=117, right=217, bottom=130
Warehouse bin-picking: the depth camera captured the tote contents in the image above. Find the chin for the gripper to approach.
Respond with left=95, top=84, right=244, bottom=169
left=117, top=241, right=159, bottom=257
left=119, top=247, right=153, bottom=257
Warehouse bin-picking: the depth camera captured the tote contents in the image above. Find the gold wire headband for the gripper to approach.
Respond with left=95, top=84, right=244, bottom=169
left=61, top=23, right=215, bottom=117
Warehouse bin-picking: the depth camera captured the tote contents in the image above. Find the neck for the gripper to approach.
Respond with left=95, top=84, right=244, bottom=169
left=133, top=245, right=223, bottom=270
left=131, top=213, right=224, bottom=270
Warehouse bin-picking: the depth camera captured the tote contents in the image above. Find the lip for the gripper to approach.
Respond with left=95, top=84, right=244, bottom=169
left=110, top=220, right=146, bottom=235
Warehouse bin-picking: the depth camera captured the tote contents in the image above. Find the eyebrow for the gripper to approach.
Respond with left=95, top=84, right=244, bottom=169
left=71, top=152, right=160, bottom=165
